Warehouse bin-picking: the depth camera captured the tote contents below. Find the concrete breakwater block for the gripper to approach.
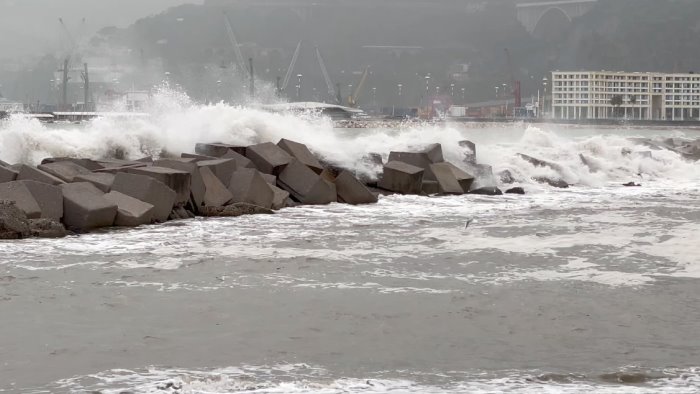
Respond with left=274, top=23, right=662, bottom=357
left=0, top=165, right=18, bottom=183
left=333, top=170, right=378, bottom=205
left=181, top=152, right=217, bottom=162
left=124, top=166, right=191, bottom=206
left=444, top=162, right=474, bottom=193
left=38, top=161, right=91, bottom=182
left=195, top=142, right=245, bottom=157
left=222, top=149, right=257, bottom=169
left=246, top=142, right=293, bottom=176
left=60, top=182, right=117, bottom=231
left=40, top=157, right=103, bottom=171
left=111, top=173, right=176, bottom=222
left=16, top=165, right=66, bottom=185
left=268, top=184, right=290, bottom=210
left=0, top=180, right=63, bottom=220
left=277, top=139, right=324, bottom=174
left=199, top=166, right=233, bottom=208
left=388, top=143, right=444, bottom=181
left=155, top=159, right=205, bottom=211
left=278, top=159, right=337, bottom=204
left=73, top=173, right=115, bottom=193
left=228, top=168, right=274, bottom=209
left=429, top=162, right=465, bottom=195
left=421, top=180, right=439, bottom=195
left=378, top=161, right=424, bottom=194
left=468, top=186, right=503, bottom=196
left=104, top=191, right=155, bottom=227
left=197, top=159, right=236, bottom=187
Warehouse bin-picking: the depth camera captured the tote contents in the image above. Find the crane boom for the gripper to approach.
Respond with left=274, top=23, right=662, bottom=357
left=315, top=46, right=337, bottom=102
left=282, top=41, right=302, bottom=91
left=348, top=67, right=369, bottom=107
left=223, top=13, right=247, bottom=74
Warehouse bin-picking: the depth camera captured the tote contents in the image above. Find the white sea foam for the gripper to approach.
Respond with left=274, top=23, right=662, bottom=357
left=39, top=364, right=700, bottom=394
left=1, top=89, right=699, bottom=185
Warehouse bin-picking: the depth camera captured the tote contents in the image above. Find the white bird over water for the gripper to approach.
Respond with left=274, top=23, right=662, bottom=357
left=464, top=217, right=475, bottom=229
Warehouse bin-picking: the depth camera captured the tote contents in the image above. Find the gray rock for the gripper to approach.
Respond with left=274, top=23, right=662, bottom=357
left=468, top=186, right=503, bottom=196
left=0, top=180, right=63, bottom=220
left=197, top=159, right=236, bottom=187
left=459, top=140, right=477, bottom=164
left=181, top=152, right=217, bottom=162
left=16, top=165, right=66, bottom=185
left=28, top=218, right=67, bottom=238
left=195, top=142, right=246, bottom=157
left=200, top=166, right=233, bottom=208
left=40, top=157, right=103, bottom=171
left=201, top=202, right=274, bottom=217
left=505, top=187, right=526, bottom=195
left=0, top=200, right=30, bottom=239
left=38, top=161, right=92, bottom=182
left=0, top=165, right=19, bottom=183
left=124, top=166, right=191, bottom=205
left=421, top=180, right=439, bottom=195
left=268, top=183, right=290, bottom=210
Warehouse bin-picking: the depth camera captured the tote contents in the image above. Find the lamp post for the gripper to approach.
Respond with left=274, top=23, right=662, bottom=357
left=450, top=83, right=455, bottom=98
left=542, top=77, right=548, bottom=118
left=296, top=74, right=303, bottom=100
left=461, top=87, right=465, bottom=102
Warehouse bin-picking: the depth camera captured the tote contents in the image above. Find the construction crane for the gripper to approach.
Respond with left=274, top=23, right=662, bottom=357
left=58, top=18, right=85, bottom=111
left=347, top=67, right=369, bottom=107
left=281, top=41, right=302, bottom=93
left=223, top=13, right=247, bottom=75
left=504, top=48, right=522, bottom=111
left=315, top=46, right=337, bottom=103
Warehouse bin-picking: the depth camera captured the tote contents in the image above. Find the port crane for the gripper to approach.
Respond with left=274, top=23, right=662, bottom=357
left=315, top=46, right=338, bottom=103
left=347, top=66, right=369, bottom=107
left=281, top=41, right=302, bottom=94
left=223, top=13, right=248, bottom=76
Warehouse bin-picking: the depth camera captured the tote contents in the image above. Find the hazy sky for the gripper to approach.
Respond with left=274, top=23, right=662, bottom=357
left=0, top=0, right=203, bottom=58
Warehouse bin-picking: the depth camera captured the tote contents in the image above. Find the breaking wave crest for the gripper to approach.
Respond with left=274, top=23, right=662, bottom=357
left=1, top=88, right=699, bottom=187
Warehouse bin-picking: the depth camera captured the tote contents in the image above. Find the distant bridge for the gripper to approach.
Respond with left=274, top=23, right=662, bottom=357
left=516, top=0, right=598, bottom=34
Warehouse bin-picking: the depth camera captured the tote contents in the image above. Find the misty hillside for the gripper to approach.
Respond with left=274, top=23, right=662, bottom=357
left=5, top=0, right=700, bottom=106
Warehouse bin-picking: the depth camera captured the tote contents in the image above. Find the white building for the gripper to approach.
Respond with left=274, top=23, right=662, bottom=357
left=551, top=71, right=700, bottom=121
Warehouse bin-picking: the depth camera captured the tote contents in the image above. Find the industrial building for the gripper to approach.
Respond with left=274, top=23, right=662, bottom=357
left=551, top=71, right=700, bottom=121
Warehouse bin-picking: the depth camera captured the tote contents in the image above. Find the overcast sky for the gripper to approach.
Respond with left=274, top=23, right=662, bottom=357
left=0, top=0, right=203, bottom=58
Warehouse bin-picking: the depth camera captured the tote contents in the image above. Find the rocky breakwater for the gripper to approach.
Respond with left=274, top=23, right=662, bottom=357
left=0, top=139, right=503, bottom=240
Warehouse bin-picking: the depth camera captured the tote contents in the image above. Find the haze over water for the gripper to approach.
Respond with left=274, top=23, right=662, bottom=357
left=0, top=96, right=700, bottom=392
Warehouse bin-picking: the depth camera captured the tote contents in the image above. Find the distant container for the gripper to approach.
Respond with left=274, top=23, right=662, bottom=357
left=448, top=106, right=467, bottom=117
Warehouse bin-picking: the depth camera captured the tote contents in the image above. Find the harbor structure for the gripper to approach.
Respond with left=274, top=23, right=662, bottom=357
left=551, top=70, right=700, bottom=121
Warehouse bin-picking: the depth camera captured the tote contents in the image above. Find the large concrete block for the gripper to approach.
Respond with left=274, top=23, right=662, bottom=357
left=94, top=164, right=148, bottom=174
left=278, top=159, right=336, bottom=205
left=111, top=172, right=176, bottom=222
left=0, top=200, right=29, bottom=239
left=60, top=182, right=117, bottom=231
left=228, top=168, right=274, bottom=209
left=195, top=142, right=246, bottom=157
left=388, top=144, right=444, bottom=181
left=268, top=183, right=289, bottom=210
left=181, top=152, right=217, bottom=162
left=73, top=173, right=115, bottom=193
left=377, top=161, right=424, bottom=195
left=155, top=159, right=205, bottom=211
left=245, top=142, right=293, bottom=175
left=16, top=165, right=66, bottom=185
left=123, top=166, right=191, bottom=205
left=0, top=165, right=18, bottom=183
left=0, top=180, right=63, bottom=220
left=277, top=139, right=324, bottom=174
left=199, top=166, right=233, bottom=208
left=38, top=161, right=91, bottom=182
left=429, top=162, right=464, bottom=195
left=197, top=159, right=236, bottom=187
left=23, top=180, right=63, bottom=220
left=104, top=191, right=155, bottom=227
left=221, top=149, right=257, bottom=169
left=40, top=157, right=103, bottom=171
left=444, top=162, right=475, bottom=193
left=334, top=170, right=377, bottom=205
